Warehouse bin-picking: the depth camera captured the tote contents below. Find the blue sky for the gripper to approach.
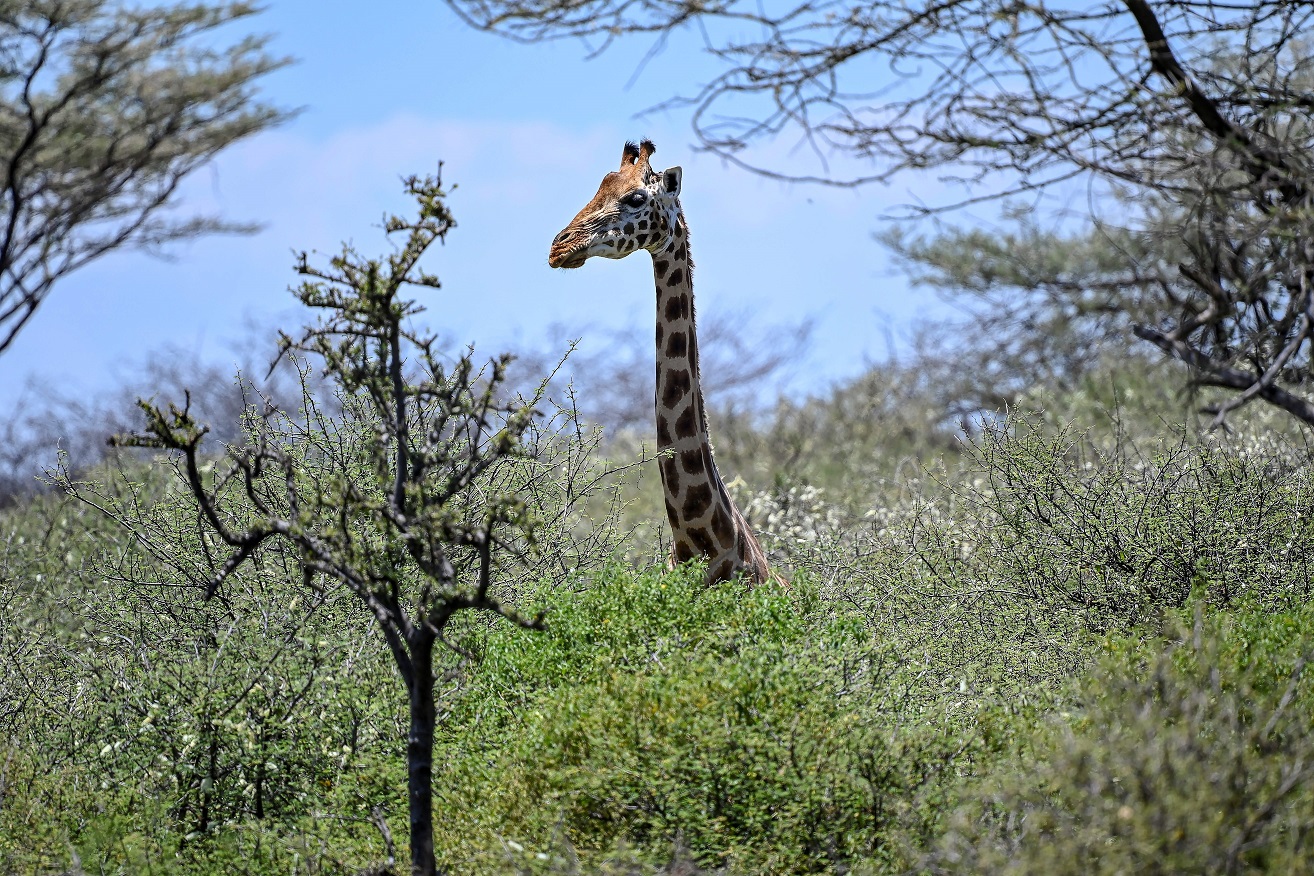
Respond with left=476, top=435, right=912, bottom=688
left=0, top=0, right=966, bottom=411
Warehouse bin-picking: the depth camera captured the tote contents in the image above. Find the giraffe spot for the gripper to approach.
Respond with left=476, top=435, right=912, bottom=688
left=660, top=455, right=679, bottom=490
left=663, top=295, right=684, bottom=321
left=675, top=405, right=697, bottom=438
left=624, top=223, right=635, bottom=235
left=683, top=401, right=704, bottom=438
left=674, top=223, right=684, bottom=239
left=675, top=246, right=687, bottom=262
left=675, top=537, right=696, bottom=563
left=662, top=369, right=691, bottom=408
left=680, top=446, right=705, bottom=475
left=636, top=233, right=648, bottom=247
left=656, top=414, right=673, bottom=445
left=683, top=483, right=712, bottom=520
left=665, top=498, right=679, bottom=528
left=710, top=558, right=736, bottom=582
left=712, top=507, right=734, bottom=545
left=639, top=219, right=649, bottom=230
left=666, top=268, right=685, bottom=288
left=655, top=259, right=669, bottom=280
left=666, top=331, right=687, bottom=357
left=689, top=527, right=715, bottom=556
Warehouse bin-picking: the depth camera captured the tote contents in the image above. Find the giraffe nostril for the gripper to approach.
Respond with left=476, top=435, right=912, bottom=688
left=553, top=230, right=570, bottom=245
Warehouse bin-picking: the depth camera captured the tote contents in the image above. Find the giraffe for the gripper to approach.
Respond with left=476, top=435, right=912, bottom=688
left=548, top=138, right=774, bottom=586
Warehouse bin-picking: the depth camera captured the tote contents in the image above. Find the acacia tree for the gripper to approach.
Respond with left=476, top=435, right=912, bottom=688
left=879, top=207, right=1174, bottom=422
left=449, top=0, right=1314, bottom=428
left=0, top=0, right=289, bottom=354
left=70, top=174, right=618, bottom=875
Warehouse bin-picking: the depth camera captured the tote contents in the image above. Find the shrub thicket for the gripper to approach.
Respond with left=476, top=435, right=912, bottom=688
left=8, top=400, right=1313, bottom=873
left=428, top=563, right=978, bottom=875
left=932, top=601, right=1314, bottom=875
left=0, top=476, right=402, bottom=873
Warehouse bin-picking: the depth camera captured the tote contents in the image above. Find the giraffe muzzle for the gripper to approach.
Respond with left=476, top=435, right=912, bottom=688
left=548, top=237, right=589, bottom=269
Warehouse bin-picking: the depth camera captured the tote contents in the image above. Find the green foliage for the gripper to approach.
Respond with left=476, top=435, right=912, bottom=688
left=944, top=424, right=1314, bottom=619
left=3, top=175, right=623, bottom=876
left=105, top=174, right=557, bottom=613
left=881, top=209, right=1166, bottom=411
left=0, top=473, right=404, bottom=873
left=714, top=359, right=967, bottom=511
left=932, top=600, right=1314, bottom=874
left=428, top=563, right=981, bottom=875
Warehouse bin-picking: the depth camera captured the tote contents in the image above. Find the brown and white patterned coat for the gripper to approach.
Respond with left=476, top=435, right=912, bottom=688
left=548, top=139, right=773, bottom=586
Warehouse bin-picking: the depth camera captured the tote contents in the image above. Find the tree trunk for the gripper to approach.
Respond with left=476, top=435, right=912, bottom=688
left=407, top=633, right=437, bottom=876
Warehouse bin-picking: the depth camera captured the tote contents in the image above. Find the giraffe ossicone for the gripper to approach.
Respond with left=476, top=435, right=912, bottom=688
left=549, top=138, right=775, bottom=586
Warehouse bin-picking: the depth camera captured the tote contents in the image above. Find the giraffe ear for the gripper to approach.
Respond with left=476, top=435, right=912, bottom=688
left=663, top=167, right=682, bottom=195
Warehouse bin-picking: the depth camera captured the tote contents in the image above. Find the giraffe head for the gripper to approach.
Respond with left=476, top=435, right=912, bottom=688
left=549, top=139, right=683, bottom=269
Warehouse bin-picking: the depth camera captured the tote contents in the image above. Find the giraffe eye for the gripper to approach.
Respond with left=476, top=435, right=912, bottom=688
left=623, top=191, right=647, bottom=208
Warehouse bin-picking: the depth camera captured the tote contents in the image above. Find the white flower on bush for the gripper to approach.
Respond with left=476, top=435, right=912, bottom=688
left=733, top=480, right=843, bottom=545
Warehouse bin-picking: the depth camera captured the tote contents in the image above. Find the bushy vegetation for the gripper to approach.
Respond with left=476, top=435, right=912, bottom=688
left=5, top=165, right=1314, bottom=875
left=6, top=0, right=1314, bottom=869
left=431, top=563, right=970, bottom=875
left=933, top=599, right=1314, bottom=875
left=930, top=604, right=1314, bottom=876
left=6, top=359, right=1314, bottom=873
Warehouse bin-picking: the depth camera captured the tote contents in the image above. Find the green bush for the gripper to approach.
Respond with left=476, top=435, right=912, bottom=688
left=932, top=599, right=1314, bottom=874
left=0, top=473, right=405, bottom=873
left=428, top=563, right=984, bottom=875
left=8, top=377, right=1314, bottom=876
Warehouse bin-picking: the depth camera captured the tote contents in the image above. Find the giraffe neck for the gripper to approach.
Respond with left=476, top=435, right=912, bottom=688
left=650, top=214, right=770, bottom=585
